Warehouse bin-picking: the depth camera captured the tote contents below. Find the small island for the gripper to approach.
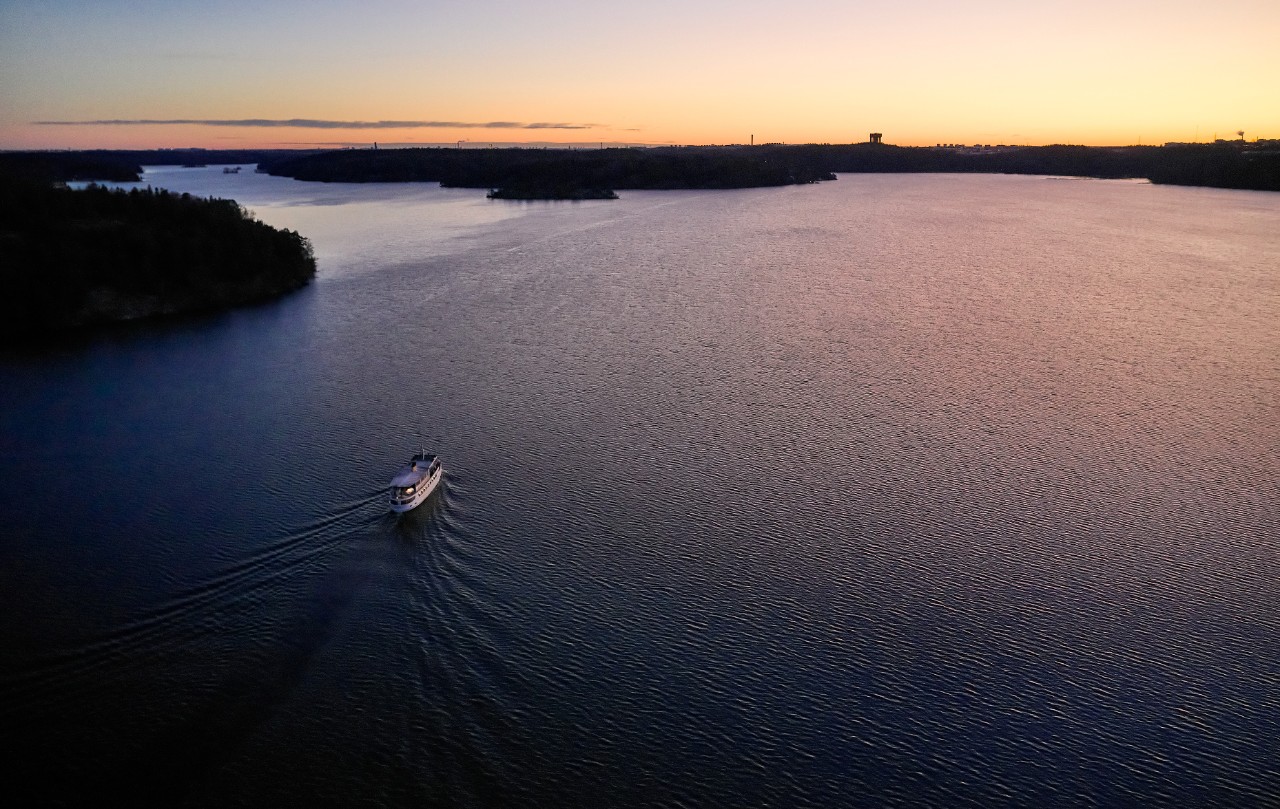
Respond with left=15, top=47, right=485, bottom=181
left=0, top=173, right=316, bottom=339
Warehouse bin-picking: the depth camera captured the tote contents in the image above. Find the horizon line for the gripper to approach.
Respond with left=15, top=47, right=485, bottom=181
left=8, top=139, right=1274, bottom=154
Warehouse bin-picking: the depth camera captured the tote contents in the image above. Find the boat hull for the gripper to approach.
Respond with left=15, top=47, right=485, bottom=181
left=390, top=466, right=442, bottom=513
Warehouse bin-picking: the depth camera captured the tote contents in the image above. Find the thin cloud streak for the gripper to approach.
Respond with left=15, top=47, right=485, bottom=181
left=33, top=118, right=601, bottom=130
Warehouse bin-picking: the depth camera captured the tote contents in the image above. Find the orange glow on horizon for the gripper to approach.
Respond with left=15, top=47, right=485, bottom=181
left=2, top=0, right=1277, bottom=152
left=5, top=120, right=1277, bottom=152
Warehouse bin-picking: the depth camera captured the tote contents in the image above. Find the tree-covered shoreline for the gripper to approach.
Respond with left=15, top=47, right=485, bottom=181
left=255, top=142, right=1280, bottom=194
left=0, top=149, right=321, bottom=185
left=3, top=142, right=1276, bottom=197
left=0, top=178, right=316, bottom=338
left=259, top=146, right=839, bottom=194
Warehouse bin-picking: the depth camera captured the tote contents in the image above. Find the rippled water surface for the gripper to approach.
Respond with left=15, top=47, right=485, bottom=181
left=3, top=167, right=1278, bottom=807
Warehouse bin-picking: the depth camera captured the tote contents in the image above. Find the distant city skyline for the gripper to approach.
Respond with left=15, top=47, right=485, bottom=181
left=2, top=0, right=1276, bottom=150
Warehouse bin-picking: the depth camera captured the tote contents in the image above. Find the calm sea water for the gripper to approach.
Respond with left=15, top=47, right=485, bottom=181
left=3, top=167, right=1278, bottom=807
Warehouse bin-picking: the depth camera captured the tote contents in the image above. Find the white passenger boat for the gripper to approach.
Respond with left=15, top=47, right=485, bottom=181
left=389, top=451, right=443, bottom=513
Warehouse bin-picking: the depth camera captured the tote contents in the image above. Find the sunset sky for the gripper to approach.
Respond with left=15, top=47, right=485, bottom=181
left=2, top=0, right=1277, bottom=150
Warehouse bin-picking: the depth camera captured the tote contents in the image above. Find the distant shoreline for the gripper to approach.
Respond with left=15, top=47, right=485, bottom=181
left=5, top=142, right=1277, bottom=195
left=258, top=142, right=1279, bottom=195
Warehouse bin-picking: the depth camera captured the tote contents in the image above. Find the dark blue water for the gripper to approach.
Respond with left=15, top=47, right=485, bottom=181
left=3, top=168, right=1278, bottom=807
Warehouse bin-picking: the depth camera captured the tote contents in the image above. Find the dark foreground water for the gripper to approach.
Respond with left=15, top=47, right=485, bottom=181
left=2, top=168, right=1278, bottom=807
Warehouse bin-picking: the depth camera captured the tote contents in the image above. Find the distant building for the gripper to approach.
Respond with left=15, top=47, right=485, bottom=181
left=869, top=132, right=883, bottom=144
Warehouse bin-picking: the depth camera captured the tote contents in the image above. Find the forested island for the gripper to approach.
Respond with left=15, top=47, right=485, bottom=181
left=259, top=146, right=838, bottom=196
left=0, top=172, right=315, bottom=338
left=254, top=142, right=1280, bottom=195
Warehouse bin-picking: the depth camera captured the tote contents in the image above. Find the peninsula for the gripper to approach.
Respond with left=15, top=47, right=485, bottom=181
left=0, top=169, right=316, bottom=339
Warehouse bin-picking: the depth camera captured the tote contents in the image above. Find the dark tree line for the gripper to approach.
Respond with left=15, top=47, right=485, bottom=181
left=0, top=176, right=315, bottom=338
left=256, top=146, right=837, bottom=192
left=0, top=152, right=144, bottom=184
left=0, top=150, right=323, bottom=184
left=256, top=142, right=1280, bottom=194
left=5, top=143, right=1275, bottom=197
left=1144, top=145, right=1280, bottom=191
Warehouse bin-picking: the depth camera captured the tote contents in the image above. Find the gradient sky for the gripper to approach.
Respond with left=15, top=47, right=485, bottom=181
left=2, top=0, right=1277, bottom=149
